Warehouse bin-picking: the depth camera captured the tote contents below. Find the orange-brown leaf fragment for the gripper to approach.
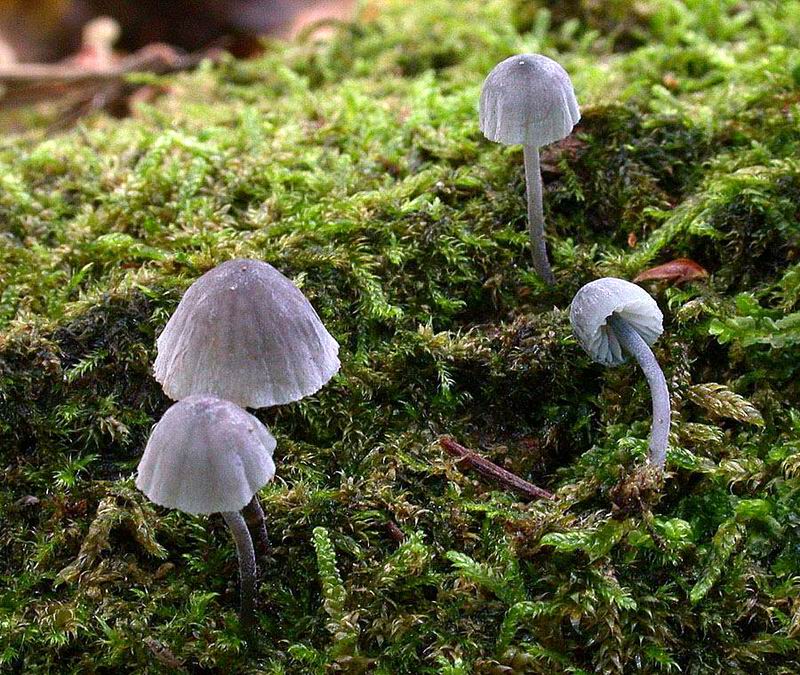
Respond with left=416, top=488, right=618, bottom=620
left=633, top=258, right=709, bottom=284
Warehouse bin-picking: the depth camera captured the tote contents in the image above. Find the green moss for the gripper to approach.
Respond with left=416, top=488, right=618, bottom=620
left=2, top=0, right=800, bottom=672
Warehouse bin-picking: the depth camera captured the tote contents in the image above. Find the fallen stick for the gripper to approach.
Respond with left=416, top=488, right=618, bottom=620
left=0, top=44, right=220, bottom=85
left=0, top=45, right=225, bottom=111
left=439, top=436, right=555, bottom=501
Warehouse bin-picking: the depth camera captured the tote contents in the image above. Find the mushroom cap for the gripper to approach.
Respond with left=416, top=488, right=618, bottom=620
left=154, top=258, right=340, bottom=408
left=83, top=16, right=121, bottom=47
left=479, top=53, right=580, bottom=147
left=135, top=396, right=276, bottom=515
left=569, top=277, right=663, bottom=366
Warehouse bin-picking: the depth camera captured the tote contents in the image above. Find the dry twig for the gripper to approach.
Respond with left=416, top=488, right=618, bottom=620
left=439, top=436, right=555, bottom=501
left=0, top=44, right=224, bottom=128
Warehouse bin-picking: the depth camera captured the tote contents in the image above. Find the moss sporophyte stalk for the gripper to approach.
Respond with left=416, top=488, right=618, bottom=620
left=2, top=0, right=800, bottom=672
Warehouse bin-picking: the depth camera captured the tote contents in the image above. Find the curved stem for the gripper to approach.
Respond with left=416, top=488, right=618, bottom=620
left=222, top=511, right=257, bottom=632
left=242, top=495, right=270, bottom=568
left=608, top=315, right=670, bottom=469
left=523, top=144, right=555, bottom=285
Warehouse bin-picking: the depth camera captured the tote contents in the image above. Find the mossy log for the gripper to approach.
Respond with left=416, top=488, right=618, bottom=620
left=2, top=0, right=800, bottom=672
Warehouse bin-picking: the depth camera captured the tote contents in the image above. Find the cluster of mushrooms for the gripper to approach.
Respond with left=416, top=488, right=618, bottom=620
left=480, top=53, right=670, bottom=470
left=136, top=259, right=340, bottom=629
left=134, top=54, right=671, bottom=633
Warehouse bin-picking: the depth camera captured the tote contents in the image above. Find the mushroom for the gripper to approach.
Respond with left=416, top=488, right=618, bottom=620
left=79, top=16, right=121, bottom=68
left=155, top=258, right=339, bottom=571
left=135, top=395, right=277, bottom=630
left=479, top=54, right=580, bottom=285
left=154, top=258, right=340, bottom=408
left=569, top=277, right=670, bottom=468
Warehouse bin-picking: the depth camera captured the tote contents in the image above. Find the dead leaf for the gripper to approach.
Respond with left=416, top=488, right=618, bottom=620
left=662, top=72, right=679, bottom=90
left=633, top=258, right=709, bottom=284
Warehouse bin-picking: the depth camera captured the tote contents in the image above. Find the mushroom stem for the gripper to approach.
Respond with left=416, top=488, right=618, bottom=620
left=241, top=495, right=270, bottom=566
left=522, top=144, right=555, bottom=285
left=221, top=511, right=257, bottom=632
left=608, top=314, right=670, bottom=468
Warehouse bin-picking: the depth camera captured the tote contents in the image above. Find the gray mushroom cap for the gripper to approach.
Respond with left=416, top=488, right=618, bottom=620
left=569, top=277, right=663, bottom=366
left=479, top=53, right=580, bottom=147
left=154, top=258, right=340, bottom=408
left=135, top=396, right=276, bottom=515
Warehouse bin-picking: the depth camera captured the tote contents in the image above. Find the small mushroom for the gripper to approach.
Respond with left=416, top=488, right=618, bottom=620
left=135, top=395, right=277, bottom=630
left=569, top=278, right=670, bottom=469
left=78, top=16, right=121, bottom=68
left=479, top=54, right=580, bottom=285
left=154, top=258, right=340, bottom=408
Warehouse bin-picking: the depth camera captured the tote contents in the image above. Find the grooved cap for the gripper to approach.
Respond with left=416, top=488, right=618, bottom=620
left=479, top=53, right=580, bottom=147
left=135, top=396, right=276, bottom=515
left=569, top=277, right=663, bottom=366
left=154, top=259, right=340, bottom=408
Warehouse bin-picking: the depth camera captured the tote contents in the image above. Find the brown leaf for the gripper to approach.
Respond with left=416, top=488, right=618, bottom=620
left=662, top=72, right=680, bottom=90
left=633, top=258, right=709, bottom=284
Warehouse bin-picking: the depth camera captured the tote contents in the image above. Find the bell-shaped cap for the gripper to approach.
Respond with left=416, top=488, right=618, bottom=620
left=479, top=53, right=580, bottom=147
left=135, top=396, right=276, bottom=515
left=569, top=277, right=663, bottom=366
left=154, top=259, right=340, bottom=408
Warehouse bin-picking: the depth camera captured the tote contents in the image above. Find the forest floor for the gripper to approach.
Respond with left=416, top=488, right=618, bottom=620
left=2, top=0, right=800, bottom=672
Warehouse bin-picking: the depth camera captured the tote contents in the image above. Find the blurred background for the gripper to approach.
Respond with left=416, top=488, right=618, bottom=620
left=0, top=0, right=356, bottom=63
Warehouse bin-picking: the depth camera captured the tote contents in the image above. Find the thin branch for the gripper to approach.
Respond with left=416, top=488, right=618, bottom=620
left=439, top=436, right=555, bottom=501
left=0, top=45, right=221, bottom=85
left=0, top=45, right=224, bottom=110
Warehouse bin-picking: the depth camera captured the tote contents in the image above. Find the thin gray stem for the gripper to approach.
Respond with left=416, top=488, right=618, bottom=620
left=523, top=144, right=555, bottom=285
left=222, top=510, right=257, bottom=632
left=241, top=495, right=270, bottom=567
left=608, top=315, right=670, bottom=469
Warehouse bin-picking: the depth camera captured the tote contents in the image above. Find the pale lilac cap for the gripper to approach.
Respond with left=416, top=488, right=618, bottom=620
left=479, top=53, right=580, bottom=147
left=154, top=259, right=340, bottom=408
left=135, top=396, right=276, bottom=515
left=569, top=277, right=663, bottom=366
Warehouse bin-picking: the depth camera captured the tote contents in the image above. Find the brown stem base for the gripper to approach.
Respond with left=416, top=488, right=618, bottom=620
left=221, top=511, right=256, bottom=633
left=241, top=495, right=270, bottom=569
